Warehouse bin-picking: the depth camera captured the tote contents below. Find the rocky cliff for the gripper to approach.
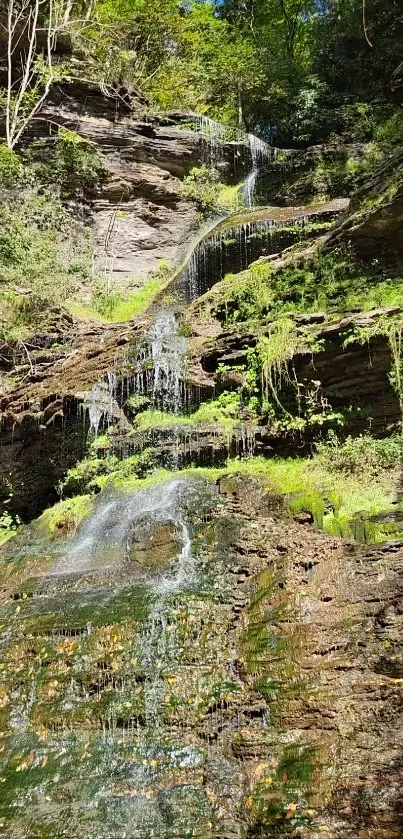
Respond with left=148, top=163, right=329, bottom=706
left=1, top=86, right=403, bottom=839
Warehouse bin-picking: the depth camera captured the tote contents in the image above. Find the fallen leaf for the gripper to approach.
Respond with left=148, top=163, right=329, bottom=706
left=285, top=802, right=297, bottom=819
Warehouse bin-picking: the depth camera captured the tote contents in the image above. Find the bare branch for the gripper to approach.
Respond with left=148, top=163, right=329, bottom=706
left=363, top=0, right=373, bottom=47
left=4, top=0, right=86, bottom=149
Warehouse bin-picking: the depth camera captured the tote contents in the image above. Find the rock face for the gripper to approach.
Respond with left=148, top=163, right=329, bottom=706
left=1, top=473, right=403, bottom=838
left=326, top=150, right=403, bottom=262
left=0, top=314, right=147, bottom=519
left=32, top=82, right=209, bottom=283
left=190, top=307, right=401, bottom=439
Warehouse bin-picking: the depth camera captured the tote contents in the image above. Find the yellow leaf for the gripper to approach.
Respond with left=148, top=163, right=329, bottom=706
left=264, top=777, right=273, bottom=785
left=285, top=802, right=297, bottom=819
left=256, top=761, right=267, bottom=777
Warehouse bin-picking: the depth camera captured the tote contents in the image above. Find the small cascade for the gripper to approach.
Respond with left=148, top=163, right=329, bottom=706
left=53, top=477, right=191, bottom=576
left=248, top=133, right=276, bottom=167
left=191, top=112, right=279, bottom=206
left=180, top=212, right=317, bottom=301
left=84, top=370, right=117, bottom=436
left=192, top=114, right=244, bottom=163
left=243, top=168, right=258, bottom=208
left=148, top=310, right=187, bottom=413
left=81, top=311, right=187, bottom=436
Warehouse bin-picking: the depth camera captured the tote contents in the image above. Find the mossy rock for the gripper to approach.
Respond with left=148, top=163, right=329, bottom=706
left=35, top=496, right=93, bottom=539
left=288, top=490, right=325, bottom=528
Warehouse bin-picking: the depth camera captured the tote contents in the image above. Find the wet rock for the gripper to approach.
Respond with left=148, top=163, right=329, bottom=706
left=326, top=149, right=403, bottom=262
left=129, top=521, right=180, bottom=568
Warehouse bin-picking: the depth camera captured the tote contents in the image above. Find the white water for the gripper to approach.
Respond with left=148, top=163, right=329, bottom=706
left=85, top=370, right=117, bottom=436
left=243, top=168, right=258, bottom=208
left=192, top=113, right=277, bottom=208
left=53, top=477, right=195, bottom=579
left=148, top=310, right=187, bottom=413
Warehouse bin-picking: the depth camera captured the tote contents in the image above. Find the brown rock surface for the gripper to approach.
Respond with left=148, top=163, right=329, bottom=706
left=30, top=81, right=207, bottom=282
left=216, top=475, right=403, bottom=837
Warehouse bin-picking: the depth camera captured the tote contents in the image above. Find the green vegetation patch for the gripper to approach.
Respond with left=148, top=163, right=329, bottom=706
left=133, top=392, right=242, bottom=433
left=35, top=496, right=93, bottom=538
left=223, top=432, right=403, bottom=543
left=192, top=244, right=403, bottom=335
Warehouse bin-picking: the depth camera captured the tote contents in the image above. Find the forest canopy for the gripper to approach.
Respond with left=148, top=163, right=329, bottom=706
left=0, top=0, right=402, bottom=147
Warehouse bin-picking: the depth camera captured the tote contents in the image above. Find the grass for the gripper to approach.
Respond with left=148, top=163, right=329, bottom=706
left=68, top=276, right=165, bottom=323
left=225, top=454, right=400, bottom=539
left=133, top=393, right=242, bottom=433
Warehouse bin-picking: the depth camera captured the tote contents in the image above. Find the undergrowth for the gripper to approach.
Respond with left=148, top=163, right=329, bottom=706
left=48, top=429, right=403, bottom=546
left=197, top=246, right=403, bottom=327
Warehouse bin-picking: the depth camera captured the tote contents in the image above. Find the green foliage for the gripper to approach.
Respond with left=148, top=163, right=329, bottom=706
left=0, top=512, right=20, bottom=547
left=46, top=128, right=105, bottom=199
left=133, top=392, right=242, bottom=432
left=0, top=189, right=91, bottom=340
left=69, top=261, right=171, bottom=323
left=61, top=449, right=155, bottom=496
left=206, top=246, right=403, bottom=331
left=249, top=319, right=297, bottom=409
left=182, top=166, right=222, bottom=214
left=316, top=432, right=403, bottom=479
left=226, top=445, right=402, bottom=544
left=375, top=109, right=403, bottom=146
left=0, top=145, right=26, bottom=190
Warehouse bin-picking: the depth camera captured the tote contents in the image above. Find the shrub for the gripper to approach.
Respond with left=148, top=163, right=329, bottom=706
left=47, top=128, right=105, bottom=198
left=182, top=165, right=222, bottom=213
left=316, top=432, right=403, bottom=478
left=375, top=109, right=403, bottom=146
left=0, top=144, right=26, bottom=189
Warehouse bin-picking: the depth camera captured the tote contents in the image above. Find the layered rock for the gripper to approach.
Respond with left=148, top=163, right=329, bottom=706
left=189, top=307, right=401, bottom=440
left=1, top=473, right=402, bottom=837
left=326, top=149, right=403, bottom=262
left=29, top=82, right=210, bottom=282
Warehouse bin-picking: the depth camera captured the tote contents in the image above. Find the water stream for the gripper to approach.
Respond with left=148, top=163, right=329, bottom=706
left=0, top=114, right=340, bottom=838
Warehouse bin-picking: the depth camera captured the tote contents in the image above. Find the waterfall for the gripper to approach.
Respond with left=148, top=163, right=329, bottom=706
left=52, top=476, right=197, bottom=577
left=243, top=168, right=258, bottom=208
left=179, top=213, right=313, bottom=302
left=85, top=371, right=117, bottom=436
left=191, top=113, right=278, bottom=208
left=148, top=311, right=187, bottom=413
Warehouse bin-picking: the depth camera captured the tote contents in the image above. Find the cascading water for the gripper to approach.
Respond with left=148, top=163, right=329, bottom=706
left=180, top=213, right=317, bottom=301
left=0, top=111, right=348, bottom=839
left=148, top=311, right=187, bottom=414
left=192, top=113, right=279, bottom=208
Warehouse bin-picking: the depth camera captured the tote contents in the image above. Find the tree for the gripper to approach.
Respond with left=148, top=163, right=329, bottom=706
left=1, top=0, right=84, bottom=149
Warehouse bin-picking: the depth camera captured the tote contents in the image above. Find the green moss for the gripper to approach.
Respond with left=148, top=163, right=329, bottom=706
left=289, top=490, right=325, bottom=527
left=21, top=585, right=154, bottom=633
left=35, top=495, right=93, bottom=538
left=0, top=512, right=20, bottom=547
left=217, top=182, right=244, bottom=211
left=68, top=275, right=165, bottom=323
left=225, top=448, right=400, bottom=543
left=194, top=245, right=403, bottom=328
left=134, top=392, right=242, bottom=433
left=61, top=450, right=154, bottom=495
